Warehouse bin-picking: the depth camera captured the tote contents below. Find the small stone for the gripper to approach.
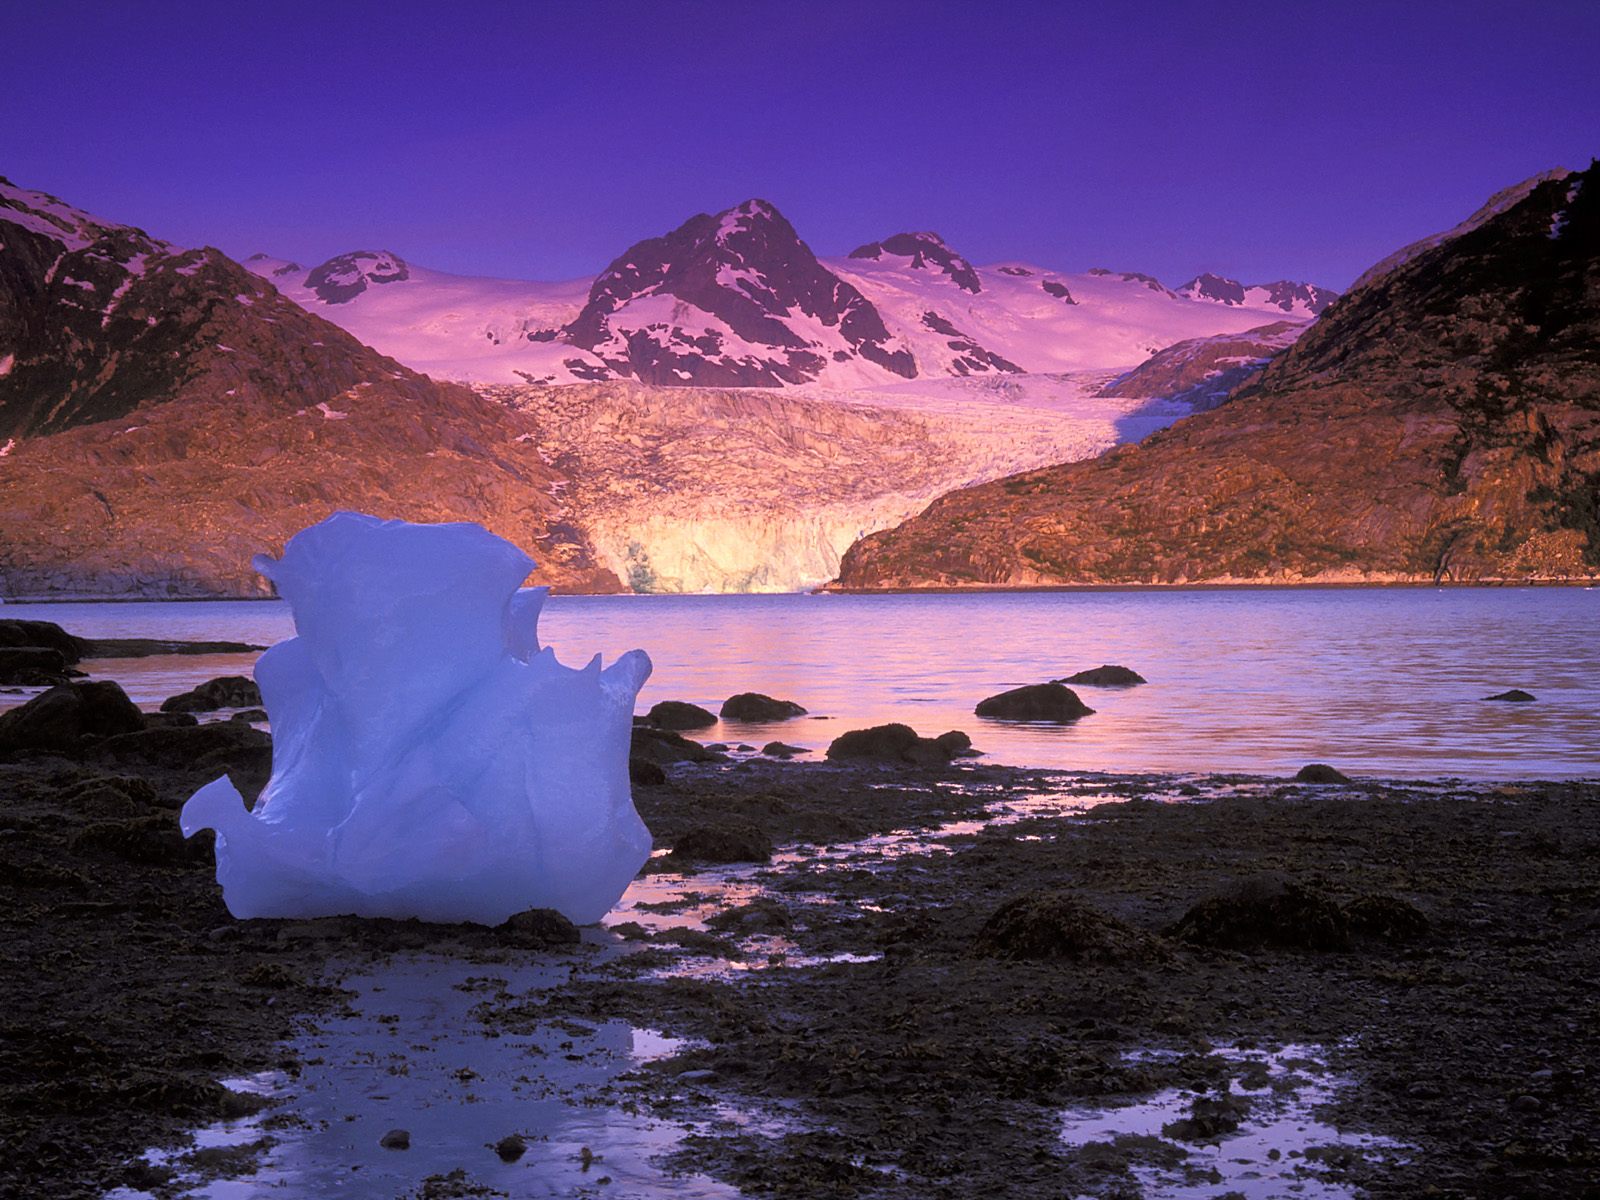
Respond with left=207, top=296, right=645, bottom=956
left=494, top=1134, right=527, bottom=1162
left=1407, top=1081, right=1442, bottom=1100
left=1511, top=1094, right=1542, bottom=1113
left=379, top=1128, right=411, bottom=1150
left=1484, top=689, right=1535, bottom=702
left=1294, top=763, right=1351, bottom=784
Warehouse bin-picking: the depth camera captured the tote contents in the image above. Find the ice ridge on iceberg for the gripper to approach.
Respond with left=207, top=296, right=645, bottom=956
left=180, top=512, right=652, bottom=925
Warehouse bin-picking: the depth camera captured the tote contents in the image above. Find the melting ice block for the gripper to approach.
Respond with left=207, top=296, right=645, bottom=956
left=180, top=512, right=652, bottom=925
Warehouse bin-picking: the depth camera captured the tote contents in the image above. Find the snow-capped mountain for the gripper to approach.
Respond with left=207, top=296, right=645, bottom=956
left=248, top=200, right=1337, bottom=387
left=1097, top=320, right=1306, bottom=411
left=1175, top=272, right=1339, bottom=316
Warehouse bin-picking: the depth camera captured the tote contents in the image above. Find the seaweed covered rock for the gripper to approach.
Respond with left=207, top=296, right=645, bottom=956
left=1059, top=665, right=1147, bottom=687
left=0, top=646, right=75, bottom=686
left=160, top=676, right=262, bottom=713
left=975, top=682, right=1094, bottom=722
left=1294, top=763, right=1352, bottom=784
left=628, top=757, right=668, bottom=785
left=720, top=693, right=807, bottom=721
left=1169, top=875, right=1349, bottom=952
left=1484, top=689, right=1536, bottom=702
left=0, top=619, right=88, bottom=662
left=1343, top=894, right=1431, bottom=943
left=646, top=700, right=718, bottom=730
left=498, top=907, right=581, bottom=947
left=670, top=821, right=773, bottom=864
left=976, top=891, right=1159, bottom=963
left=0, top=681, right=145, bottom=755
left=630, top=725, right=723, bottom=765
left=825, top=723, right=965, bottom=766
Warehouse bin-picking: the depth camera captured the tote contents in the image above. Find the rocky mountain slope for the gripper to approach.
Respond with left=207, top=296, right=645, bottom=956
left=249, top=202, right=1333, bottom=388
left=483, top=378, right=1177, bottom=592
left=0, top=179, right=618, bottom=597
left=1097, top=321, right=1305, bottom=411
left=834, top=166, right=1600, bottom=588
left=1175, top=273, right=1338, bottom=316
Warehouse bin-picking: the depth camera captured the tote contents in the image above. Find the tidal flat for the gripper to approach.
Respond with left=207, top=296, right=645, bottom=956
left=2, top=737, right=1596, bottom=1200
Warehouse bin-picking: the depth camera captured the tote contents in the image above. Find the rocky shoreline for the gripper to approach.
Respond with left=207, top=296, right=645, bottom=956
left=1, top=666, right=1596, bottom=1198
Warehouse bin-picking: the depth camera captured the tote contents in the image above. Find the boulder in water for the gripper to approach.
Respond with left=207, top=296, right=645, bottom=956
left=646, top=700, right=718, bottom=730
left=975, top=682, right=1094, bottom=722
left=1058, top=664, right=1146, bottom=687
left=720, top=692, right=807, bottom=721
left=160, top=676, right=263, bottom=713
left=1483, top=689, right=1535, bottom=702
left=0, top=681, right=145, bottom=755
left=1294, top=763, right=1351, bottom=784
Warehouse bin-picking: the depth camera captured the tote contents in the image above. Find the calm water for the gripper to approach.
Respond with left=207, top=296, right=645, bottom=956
left=9, top=589, right=1599, bottom=778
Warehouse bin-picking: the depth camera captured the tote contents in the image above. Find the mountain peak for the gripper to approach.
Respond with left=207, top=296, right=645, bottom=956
left=1177, top=273, right=1338, bottom=316
left=303, top=250, right=410, bottom=304
left=846, top=231, right=980, bottom=293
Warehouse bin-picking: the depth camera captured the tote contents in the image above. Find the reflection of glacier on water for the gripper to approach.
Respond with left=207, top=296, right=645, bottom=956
left=1059, top=1043, right=1410, bottom=1199
left=107, top=953, right=749, bottom=1199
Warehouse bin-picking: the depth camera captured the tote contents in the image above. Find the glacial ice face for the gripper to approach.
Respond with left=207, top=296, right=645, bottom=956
left=180, top=512, right=652, bottom=925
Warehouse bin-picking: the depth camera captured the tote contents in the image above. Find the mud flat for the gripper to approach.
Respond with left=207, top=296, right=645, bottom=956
left=3, top=736, right=1597, bottom=1198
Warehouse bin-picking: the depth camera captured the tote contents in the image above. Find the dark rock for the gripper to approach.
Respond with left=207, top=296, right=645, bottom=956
left=499, top=908, right=580, bottom=946
left=96, top=722, right=271, bottom=772
left=974, top=682, right=1094, bottom=722
left=670, top=822, right=772, bottom=864
left=628, top=757, right=667, bottom=785
left=1170, top=875, right=1349, bottom=952
left=1058, top=664, right=1147, bottom=687
left=0, top=619, right=88, bottom=662
left=72, top=815, right=208, bottom=866
left=975, top=891, right=1160, bottom=962
left=706, top=896, right=792, bottom=934
left=720, top=693, right=808, bottom=721
left=645, top=700, right=718, bottom=730
left=143, top=712, right=199, bottom=729
left=0, top=646, right=72, bottom=686
left=82, top=638, right=266, bottom=658
left=630, top=726, right=722, bottom=765
left=1343, top=894, right=1431, bottom=943
left=231, top=709, right=268, bottom=723
left=494, top=1135, right=527, bottom=1162
left=935, top=730, right=976, bottom=757
left=1294, top=763, right=1352, bottom=784
left=160, top=676, right=262, bottom=713
left=1484, top=689, right=1536, bottom=702
left=1163, top=1092, right=1252, bottom=1142
left=826, top=723, right=959, bottom=765
left=379, top=1128, right=411, bottom=1150
left=0, top=681, right=146, bottom=755
left=761, top=741, right=808, bottom=758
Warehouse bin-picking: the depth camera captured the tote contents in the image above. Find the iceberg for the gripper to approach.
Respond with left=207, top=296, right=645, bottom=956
left=180, top=512, right=652, bottom=925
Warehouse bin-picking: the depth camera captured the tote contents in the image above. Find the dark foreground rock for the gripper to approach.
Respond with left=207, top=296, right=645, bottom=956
left=0, top=618, right=89, bottom=661
left=646, top=700, right=719, bottom=730
left=0, top=680, right=145, bottom=755
left=1484, top=689, right=1536, bottom=702
left=762, top=741, right=808, bottom=758
left=975, top=681, right=1094, bottom=722
left=630, top=726, right=724, bottom=765
left=0, top=645, right=74, bottom=686
left=668, top=821, right=773, bottom=864
left=82, top=638, right=267, bottom=658
left=826, top=723, right=968, bottom=766
left=1058, top=664, right=1147, bottom=687
left=1295, top=762, right=1352, bottom=784
left=628, top=757, right=668, bottom=785
left=160, top=676, right=263, bottom=713
left=720, top=693, right=808, bottom=721
left=974, top=891, right=1161, bottom=962
left=1169, top=874, right=1350, bottom=951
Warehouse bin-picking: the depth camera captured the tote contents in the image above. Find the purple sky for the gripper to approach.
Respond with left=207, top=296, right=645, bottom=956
left=8, top=1, right=1598, bottom=289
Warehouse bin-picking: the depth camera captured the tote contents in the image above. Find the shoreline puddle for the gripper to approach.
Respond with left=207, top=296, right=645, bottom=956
left=1060, top=1043, right=1409, bottom=1199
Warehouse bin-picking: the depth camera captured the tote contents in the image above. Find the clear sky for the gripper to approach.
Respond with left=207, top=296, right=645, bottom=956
left=7, top=1, right=1597, bottom=289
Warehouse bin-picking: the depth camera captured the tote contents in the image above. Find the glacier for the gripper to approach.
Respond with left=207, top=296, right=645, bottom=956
left=180, top=512, right=652, bottom=925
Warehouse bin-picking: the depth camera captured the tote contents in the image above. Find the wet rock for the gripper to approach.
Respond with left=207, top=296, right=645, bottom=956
left=1059, top=664, right=1147, bottom=687
left=160, top=676, right=262, bottom=713
left=380, top=1128, right=411, bottom=1150
left=628, top=757, right=667, bottom=785
left=0, top=618, right=88, bottom=662
left=81, top=637, right=265, bottom=658
left=706, top=896, right=793, bottom=934
left=1162, top=1091, right=1252, bottom=1142
left=825, top=723, right=960, bottom=765
left=670, top=821, right=773, bottom=864
left=975, top=890, right=1160, bottom=962
left=935, top=730, right=977, bottom=757
left=720, top=693, right=807, bottom=721
left=143, top=712, right=200, bottom=729
left=96, top=722, right=271, bottom=773
left=0, top=681, right=146, bottom=755
left=1295, top=763, right=1352, bottom=784
left=630, top=725, right=723, bottom=765
left=498, top=908, right=581, bottom=947
left=974, top=682, right=1094, bottom=722
left=762, top=741, right=808, bottom=758
left=72, top=816, right=208, bottom=866
left=494, top=1134, right=527, bottom=1162
left=1343, top=894, right=1431, bottom=942
left=645, top=700, right=718, bottom=730
left=0, top=646, right=73, bottom=686
left=1169, top=874, right=1350, bottom=952
left=231, top=709, right=269, bottom=723
left=1484, top=689, right=1536, bottom=702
